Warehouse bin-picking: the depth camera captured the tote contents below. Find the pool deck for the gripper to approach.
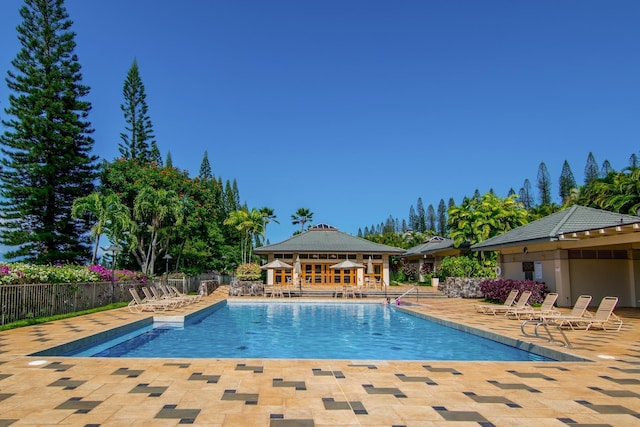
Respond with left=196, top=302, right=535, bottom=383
left=0, top=286, right=638, bottom=426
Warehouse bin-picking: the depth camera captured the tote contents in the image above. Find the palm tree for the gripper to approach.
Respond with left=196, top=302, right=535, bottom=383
left=133, top=187, right=184, bottom=275
left=291, top=208, right=314, bottom=232
left=259, top=207, right=278, bottom=244
left=71, top=191, right=131, bottom=264
left=224, top=208, right=264, bottom=264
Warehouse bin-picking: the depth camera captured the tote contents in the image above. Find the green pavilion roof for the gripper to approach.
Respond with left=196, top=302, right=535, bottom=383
left=255, top=223, right=405, bottom=254
left=401, top=236, right=456, bottom=257
left=471, top=205, right=640, bottom=251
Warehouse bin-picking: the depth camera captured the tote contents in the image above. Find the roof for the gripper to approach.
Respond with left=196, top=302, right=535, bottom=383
left=472, top=205, right=640, bottom=251
left=255, top=224, right=405, bottom=254
left=401, top=236, right=456, bottom=257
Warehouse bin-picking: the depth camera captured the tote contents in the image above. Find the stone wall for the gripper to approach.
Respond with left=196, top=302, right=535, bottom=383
left=439, top=277, right=486, bottom=298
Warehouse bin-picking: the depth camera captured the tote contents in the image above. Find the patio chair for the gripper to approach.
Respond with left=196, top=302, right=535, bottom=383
left=142, top=286, right=181, bottom=309
left=543, top=296, right=622, bottom=331
left=168, top=285, right=202, bottom=303
left=488, top=290, right=532, bottom=316
left=128, top=288, right=171, bottom=313
left=540, top=295, right=593, bottom=330
left=506, top=292, right=559, bottom=320
left=475, top=289, right=519, bottom=314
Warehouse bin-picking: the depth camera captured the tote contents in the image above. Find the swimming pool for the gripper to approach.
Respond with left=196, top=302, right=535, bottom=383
left=59, top=302, right=552, bottom=361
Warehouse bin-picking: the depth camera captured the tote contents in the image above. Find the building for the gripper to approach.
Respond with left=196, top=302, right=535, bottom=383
left=400, top=236, right=464, bottom=282
left=471, top=205, right=640, bottom=307
left=254, top=224, right=405, bottom=286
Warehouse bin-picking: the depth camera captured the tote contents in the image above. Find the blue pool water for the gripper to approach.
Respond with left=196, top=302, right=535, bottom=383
left=65, top=302, right=552, bottom=361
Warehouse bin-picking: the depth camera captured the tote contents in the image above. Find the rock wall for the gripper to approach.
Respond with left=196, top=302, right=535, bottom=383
left=439, top=277, right=486, bottom=298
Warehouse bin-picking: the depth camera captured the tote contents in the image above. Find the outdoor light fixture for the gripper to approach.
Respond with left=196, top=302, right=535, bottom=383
left=106, top=245, right=121, bottom=303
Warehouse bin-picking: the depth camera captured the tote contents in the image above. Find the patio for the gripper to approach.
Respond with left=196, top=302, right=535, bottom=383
left=0, top=286, right=638, bottom=426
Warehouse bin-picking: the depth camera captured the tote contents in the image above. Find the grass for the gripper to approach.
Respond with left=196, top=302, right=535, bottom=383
left=0, top=302, right=128, bottom=331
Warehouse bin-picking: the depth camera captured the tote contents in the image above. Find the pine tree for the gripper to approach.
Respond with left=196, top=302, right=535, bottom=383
left=416, top=197, right=426, bottom=233
left=427, top=204, right=436, bottom=233
left=559, top=160, right=577, bottom=203
left=518, top=179, right=533, bottom=209
left=408, top=205, right=417, bottom=231
left=584, top=152, right=599, bottom=185
left=436, top=199, right=447, bottom=236
left=0, top=0, right=98, bottom=263
left=199, top=151, right=212, bottom=180
left=630, top=153, right=639, bottom=168
left=600, top=160, right=613, bottom=178
left=149, top=141, right=162, bottom=166
left=165, top=151, right=173, bottom=168
left=537, top=162, right=552, bottom=206
left=119, top=58, right=156, bottom=162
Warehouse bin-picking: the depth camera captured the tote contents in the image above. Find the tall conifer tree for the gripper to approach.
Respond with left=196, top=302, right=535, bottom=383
left=199, top=151, right=212, bottom=180
left=119, top=59, right=156, bottom=162
left=536, top=162, right=552, bottom=206
left=436, top=199, right=447, bottom=236
left=0, top=0, right=98, bottom=263
left=559, top=160, right=577, bottom=203
left=584, top=152, right=599, bottom=185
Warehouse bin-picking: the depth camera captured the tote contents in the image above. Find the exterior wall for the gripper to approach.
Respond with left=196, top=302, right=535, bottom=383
left=633, top=250, right=640, bottom=308
left=500, top=249, right=637, bottom=307
left=569, top=258, right=632, bottom=307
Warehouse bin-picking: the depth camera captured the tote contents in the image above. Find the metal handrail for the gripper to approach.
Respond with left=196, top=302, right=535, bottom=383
left=394, top=286, right=418, bottom=303
left=521, top=319, right=573, bottom=348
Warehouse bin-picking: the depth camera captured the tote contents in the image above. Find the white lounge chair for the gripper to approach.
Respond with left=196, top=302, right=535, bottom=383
left=543, top=296, right=622, bottom=331
left=475, top=289, right=519, bottom=314
left=128, top=288, right=171, bottom=313
left=540, top=295, right=592, bottom=330
left=507, top=292, right=559, bottom=320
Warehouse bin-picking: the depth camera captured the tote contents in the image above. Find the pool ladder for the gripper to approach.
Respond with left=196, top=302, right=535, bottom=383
left=394, top=286, right=418, bottom=304
left=521, top=320, right=573, bottom=348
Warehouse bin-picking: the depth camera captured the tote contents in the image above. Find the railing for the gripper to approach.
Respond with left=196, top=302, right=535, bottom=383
left=0, top=273, right=220, bottom=326
left=0, top=281, right=140, bottom=326
left=394, top=286, right=418, bottom=303
left=521, top=319, right=573, bottom=348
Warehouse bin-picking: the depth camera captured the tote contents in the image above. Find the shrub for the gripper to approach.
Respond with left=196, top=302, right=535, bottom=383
left=478, top=279, right=549, bottom=304
left=235, top=263, right=262, bottom=281
left=402, top=262, right=418, bottom=281
left=436, top=256, right=495, bottom=280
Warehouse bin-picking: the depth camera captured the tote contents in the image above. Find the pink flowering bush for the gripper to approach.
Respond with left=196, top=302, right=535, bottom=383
left=0, top=263, right=147, bottom=285
left=478, top=279, right=550, bottom=304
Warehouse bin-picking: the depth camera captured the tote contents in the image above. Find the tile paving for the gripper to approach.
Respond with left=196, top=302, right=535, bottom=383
left=0, top=285, right=638, bottom=426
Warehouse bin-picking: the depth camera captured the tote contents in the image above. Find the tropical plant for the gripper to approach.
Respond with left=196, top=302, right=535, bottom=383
left=259, top=207, right=278, bottom=244
left=291, top=208, right=314, bottom=232
left=71, top=191, right=132, bottom=264
left=580, top=166, right=640, bottom=215
left=447, top=192, right=528, bottom=258
left=235, top=263, right=262, bottom=281
left=435, top=256, right=495, bottom=280
left=133, top=187, right=184, bottom=275
left=224, top=208, right=265, bottom=264
left=0, top=0, right=99, bottom=263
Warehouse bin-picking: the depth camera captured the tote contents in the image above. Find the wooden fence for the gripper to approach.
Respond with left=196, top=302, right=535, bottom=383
left=0, top=273, right=220, bottom=325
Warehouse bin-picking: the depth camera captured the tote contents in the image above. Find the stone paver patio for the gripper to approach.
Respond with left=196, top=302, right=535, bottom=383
left=0, top=285, right=638, bottom=426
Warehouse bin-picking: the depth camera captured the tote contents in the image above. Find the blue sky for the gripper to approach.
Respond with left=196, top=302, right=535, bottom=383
left=1, top=0, right=639, bottom=245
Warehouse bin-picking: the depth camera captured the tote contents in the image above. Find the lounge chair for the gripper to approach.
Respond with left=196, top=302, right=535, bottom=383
left=475, top=289, right=519, bottom=314
left=142, top=286, right=181, bottom=309
left=543, top=296, right=622, bottom=331
left=489, top=290, right=532, bottom=316
left=507, top=292, right=559, bottom=320
left=540, top=295, right=592, bottom=330
left=128, top=288, right=171, bottom=313
left=166, top=284, right=201, bottom=304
